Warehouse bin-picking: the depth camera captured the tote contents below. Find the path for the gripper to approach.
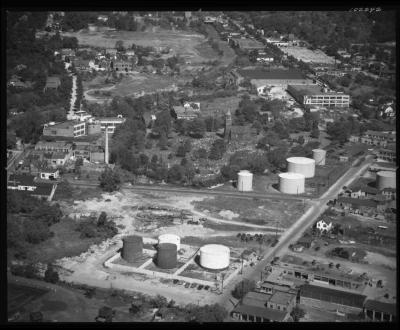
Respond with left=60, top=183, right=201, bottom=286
left=68, top=75, right=77, bottom=119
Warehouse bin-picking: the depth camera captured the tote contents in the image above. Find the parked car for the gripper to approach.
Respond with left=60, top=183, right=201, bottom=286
left=173, top=279, right=179, bottom=284
left=204, top=285, right=210, bottom=290
left=197, top=285, right=204, bottom=290
left=190, top=283, right=197, bottom=288
left=184, top=282, right=190, bottom=288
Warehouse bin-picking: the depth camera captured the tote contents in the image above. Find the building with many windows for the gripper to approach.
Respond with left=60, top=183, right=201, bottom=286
left=287, top=84, right=350, bottom=108
left=94, top=115, right=126, bottom=133
left=43, top=120, right=87, bottom=138
left=360, top=130, right=396, bottom=147
left=377, top=144, right=396, bottom=162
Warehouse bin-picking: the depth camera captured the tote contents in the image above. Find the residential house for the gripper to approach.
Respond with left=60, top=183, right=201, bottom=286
left=183, top=102, right=200, bottom=112
left=46, top=152, right=70, bottom=168
left=43, top=120, right=87, bottom=138
left=7, top=174, right=54, bottom=199
left=339, top=155, right=349, bottom=162
left=97, top=15, right=109, bottom=22
left=299, top=284, right=367, bottom=314
left=377, top=145, right=396, bottom=162
left=105, top=48, right=118, bottom=59
left=349, top=135, right=360, bottom=143
left=8, top=75, right=32, bottom=89
left=172, top=106, right=199, bottom=120
left=337, top=197, right=381, bottom=216
left=39, top=167, right=60, bottom=180
left=265, top=291, right=296, bottom=313
left=360, top=130, right=396, bottom=147
left=74, top=59, right=91, bottom=71
left=316, top=220, right=332, bottom=234
left=44, top=76, right=61, bottom=91
left=296, top=236, right=314, bottom=249
left=113, top=60, right=134, bottom=72
left=381, top=188, right=396, bottom=200
left=60, top=48, right=76, bottom=62
left=364, top=299, right=396, bottom=322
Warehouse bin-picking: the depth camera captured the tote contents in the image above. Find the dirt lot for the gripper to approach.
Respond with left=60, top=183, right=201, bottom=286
left=280, top=46, right=337, bottom=64
left=193, top=195, right=304, bottom=228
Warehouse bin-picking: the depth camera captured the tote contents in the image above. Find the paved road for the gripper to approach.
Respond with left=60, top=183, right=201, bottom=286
left=67, top=180, right=310, bottom=202
left=214, top=155, right=374, bottom=312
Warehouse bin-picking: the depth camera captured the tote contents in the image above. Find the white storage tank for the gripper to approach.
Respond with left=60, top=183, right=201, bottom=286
left=237, top=170, right=253, bottom=191
left=376, top=171, right=396, bottom=190
left=287, top=157, right=315, bottom=178
left=158, top=234, right=181, bottom=251
left=279, top=172, right=305, bottom=194
left=199, top=244, right=230, bottom=270
left=312, top=149, right=326, bottom=166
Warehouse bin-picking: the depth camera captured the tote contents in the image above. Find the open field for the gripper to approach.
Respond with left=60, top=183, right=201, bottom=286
left=193, top=196, right=305, bottom=228
left=7, top=283, right=49, bottom=318
left=62, top=28, right=211, bottom=64
left=201, top=96, right=242, bottom=117
left=280, top=46, right=337, bottom=64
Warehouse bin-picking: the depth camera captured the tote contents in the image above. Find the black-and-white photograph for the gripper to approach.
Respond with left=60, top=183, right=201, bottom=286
left=5, top=8, right=396, bottom=323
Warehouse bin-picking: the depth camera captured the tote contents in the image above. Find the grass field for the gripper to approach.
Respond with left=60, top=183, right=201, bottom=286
left=193, top=196, right=304, bottom=228
left=7, top=283, right=49, bottom=317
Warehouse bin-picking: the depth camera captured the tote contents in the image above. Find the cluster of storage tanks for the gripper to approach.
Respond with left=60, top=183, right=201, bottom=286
left=278, top=150, right=326, bottom=195
left=121, top=235, right=231, bottom=271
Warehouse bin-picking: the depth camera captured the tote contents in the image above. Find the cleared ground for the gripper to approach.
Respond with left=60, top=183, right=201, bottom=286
left=280, top=46, right=337, bottom=64
left=201, top=96, right=242, bottom=117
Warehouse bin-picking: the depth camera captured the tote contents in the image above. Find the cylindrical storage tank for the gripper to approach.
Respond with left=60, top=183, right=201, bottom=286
left=158, top=234, right=181, bottom=251
left=287, top=157, right=315, bottom=178
left=157, top=243, right=177, bottom=269
left=376, top=171, right=396, bottom=190
left=199, top=244, right=230, bottom=270
left=312, top=149, right=326, bottom=166
left=237, top=170, right=253, bottom=192
left=279, top=172, right=305, bottom=194
left=122, top=235, right=143, bottom=263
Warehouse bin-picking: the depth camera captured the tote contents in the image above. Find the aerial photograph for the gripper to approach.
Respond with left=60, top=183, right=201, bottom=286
left=6, top=9, right=396, bottom=323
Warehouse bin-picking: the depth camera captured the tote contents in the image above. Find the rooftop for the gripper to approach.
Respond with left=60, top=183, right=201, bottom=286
left=234, top=38, right=264, bottom=49
left=364, top=299, right=397, bottom=316
left=46, top=76, right=61, bottom=84
left=51, top=152, right=68, bottom=159
left=242, top=291, right=269, bottom=308
left=237, top=69, right=306, bottom=81
left=44, top=120, right=83, bottom=130
left=337, top=197, right=378, bottom=208
left=36, top=140, right=72, bottom=148
left=300, top=284, right=367, bottom=308
left=288, top=84, right=349, bottom=96
left=267, top=291, right=295, bottom=305
left=8, top=174, right=36, bottom=186
left=232, top=304, right=288, bottom=322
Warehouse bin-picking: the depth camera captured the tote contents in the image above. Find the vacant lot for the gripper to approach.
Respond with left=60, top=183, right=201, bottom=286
left=8, top=283, right=49, bottom=317
left=280, top=46, right=337, bottom=64
left=62, top=29, right=211, bottom=64
left=201, top=96, right=241, bottom=117
left=193, top=196, right=304, bottom=228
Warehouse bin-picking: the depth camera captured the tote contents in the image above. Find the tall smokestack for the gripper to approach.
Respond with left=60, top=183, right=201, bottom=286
left=105, top=128, right=109, bottom=164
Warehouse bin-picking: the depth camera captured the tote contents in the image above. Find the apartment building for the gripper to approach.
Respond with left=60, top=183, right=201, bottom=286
left=43, top=120, right=86, bottom=138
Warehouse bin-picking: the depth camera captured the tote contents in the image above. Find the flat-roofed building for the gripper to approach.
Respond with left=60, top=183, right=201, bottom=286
left=113, top=60, right=134, bottom=72
left=236, top=69, right=311, bottom=89
left=44, top=76, right=61, bottom=91
left=94, top=115, right=125, bottom=133
left=377, top=144, right=396, bottom=162
left=287, top=84, right=350, bottom=108
left=35, top=141, right=73, bottom=154
left=300, top=284, right=367, bottom=314
left=360, top=130, right=396, bottom=147
left=43, top=120, right=87, bottom=138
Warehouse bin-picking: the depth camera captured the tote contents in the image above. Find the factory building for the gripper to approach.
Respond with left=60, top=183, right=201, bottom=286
left=287, top=84, right=350, bottom=108
left=199, top=244, right=230, bottom=270
left=376, top=171, right=396, bottom=190
left=364, top=299, right=396, bottom=322
left=312, top=149, right=326, bottom=166
left=279, top=173, right=305, bottom=194
left=377, top=145, right=396, bottom=163
left=237, top=170, right=253, bottom=192
left=286, top=157, right=315, bottom=178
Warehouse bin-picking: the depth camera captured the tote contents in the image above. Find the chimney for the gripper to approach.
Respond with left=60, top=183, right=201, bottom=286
left=105, top=128, right=109, bottom=164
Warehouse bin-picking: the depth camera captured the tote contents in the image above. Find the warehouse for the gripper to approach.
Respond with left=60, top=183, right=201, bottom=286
left=235, top=69, right=311, bottom=89
left=299, top=284, right=367, bottom=314
left=287, top=84, right=350, bottom=108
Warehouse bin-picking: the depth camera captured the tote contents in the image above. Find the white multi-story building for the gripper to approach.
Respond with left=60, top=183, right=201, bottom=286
left=287, top=84, right=350, bottom=108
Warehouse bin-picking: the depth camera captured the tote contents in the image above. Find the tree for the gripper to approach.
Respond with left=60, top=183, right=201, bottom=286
left=187, top=118, right=206, bottom=138
left=99, top=167, right=121, bottom=192
left=31, top=204, right=62, bottom=226
left=194, top=148, right=208, bottom=160
left=153, top=110, right=173, bottom=136
left=231, top=279, right=256, bottom=300
left=290, top=306, right=305, bottom=321
left=97, top=212, right=107, bottom=227
left=24, top=219, right=53, bottom=244
left=176, top=145, right=186, bottom=157
left=115, top=40, right=125, bottom=51
left=158, top=132, right=168, bottom=150
left=208, top=139, right=226, bottom=160
left=268, top=147, right=288, bottom=171
left=167, top=164, right=185, bottom=183
left=310, top=126, right=320, bottom=139
left=44, top=264, right=59, bottom=283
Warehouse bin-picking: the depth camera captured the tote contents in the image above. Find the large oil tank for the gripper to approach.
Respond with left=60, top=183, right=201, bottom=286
left=237, top=170, right=253, bottom=191
left=312, top=149, right=326, bottom=166
left=158, top=234, right=181, bottom=251
left=199, top=244, right=230, bottom=270
left=157, top=243, right=177, bottom=269
left=287, top=157, right=315, bottom=178
left=279, top=172, right=305, bottom=194
left=122, top=235, right=143, bottom=263
left=376, top=171, right=396, bottom=190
